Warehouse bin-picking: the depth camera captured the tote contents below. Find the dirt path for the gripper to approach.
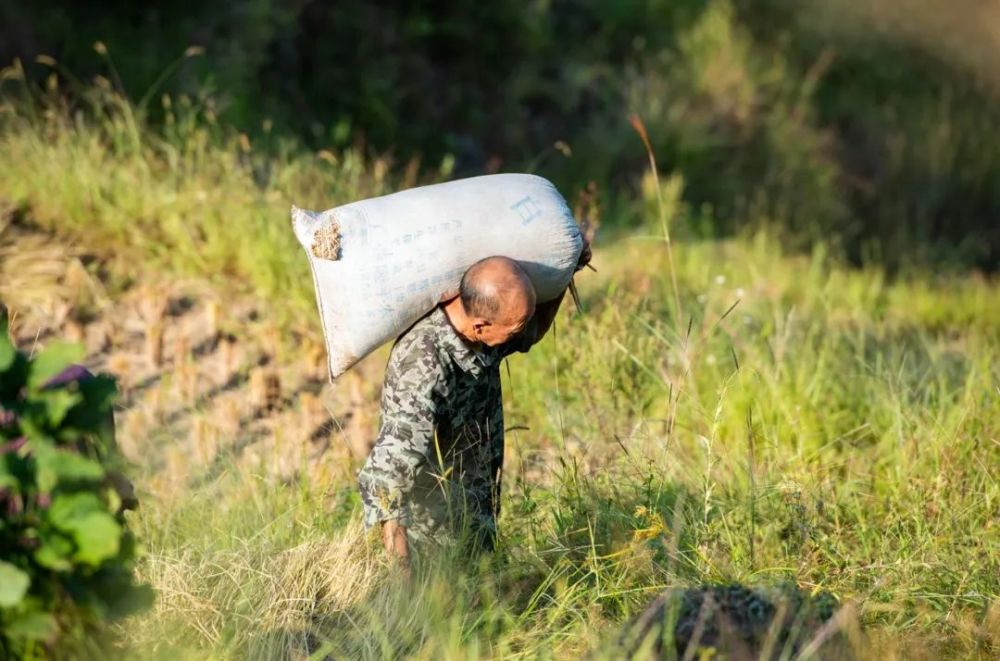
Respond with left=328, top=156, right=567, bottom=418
left=1, top=217, right=382, bottom=498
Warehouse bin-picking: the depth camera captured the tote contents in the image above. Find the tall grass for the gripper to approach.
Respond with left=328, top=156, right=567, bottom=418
left=0, top=57, right=400, bottom=330
left=1, top=72, right=998, bottom=659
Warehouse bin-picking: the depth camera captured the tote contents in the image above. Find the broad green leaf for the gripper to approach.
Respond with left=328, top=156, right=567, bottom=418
left=0, top=458, right=17, bottom=489
left=35, top=448, right=105, bottom=492
left=17, top=414, right=48, bottom=444
left=0, top=327, right=15, bottom=372
left=4, top=610, right=55, bottom=641
left=0, top=560, right=30, bottom=607
left=47, top=493, right=121, bottom=565
left=26, top=342, right=85, bottom=390
left=38, top=388, right=83, bottom=427
left=104, top=484, right=122, bottom=514
left=71, top=511, right=121, bottom=565
left=48, top=492, right=104, bottom=528
left=33, top=531, right=75, bottom=571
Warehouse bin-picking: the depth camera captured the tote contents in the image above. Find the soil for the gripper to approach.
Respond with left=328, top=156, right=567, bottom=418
left=1, top=223, right=383, bottom=499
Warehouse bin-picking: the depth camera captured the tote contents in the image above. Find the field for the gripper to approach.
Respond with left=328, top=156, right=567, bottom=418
left=1, top=69, right=999, bottom=659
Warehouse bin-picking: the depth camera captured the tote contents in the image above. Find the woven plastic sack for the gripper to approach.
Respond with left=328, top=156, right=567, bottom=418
left=291, top=173, right=583, bottom=379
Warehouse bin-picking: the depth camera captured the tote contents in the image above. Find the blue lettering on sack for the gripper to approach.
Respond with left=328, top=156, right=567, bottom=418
left=510, top=196, right=542, bottom=225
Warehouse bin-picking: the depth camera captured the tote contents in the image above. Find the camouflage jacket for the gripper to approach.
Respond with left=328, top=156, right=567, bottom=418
left=358, top=306, right=533, bottom=550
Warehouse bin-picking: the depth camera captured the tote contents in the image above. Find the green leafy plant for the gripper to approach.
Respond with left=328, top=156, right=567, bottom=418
left=0, top=318, right=152, bottom=658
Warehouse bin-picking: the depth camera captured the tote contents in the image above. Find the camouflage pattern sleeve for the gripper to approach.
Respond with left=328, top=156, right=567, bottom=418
left=357, top=333, right=445, bottom=529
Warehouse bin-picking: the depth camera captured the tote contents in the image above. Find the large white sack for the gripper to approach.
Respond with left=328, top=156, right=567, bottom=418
left=291, top=173, right=583, bottom=379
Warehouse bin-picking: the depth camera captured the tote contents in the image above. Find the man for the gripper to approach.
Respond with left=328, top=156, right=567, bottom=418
left=358, top=245, right=591, bottom=568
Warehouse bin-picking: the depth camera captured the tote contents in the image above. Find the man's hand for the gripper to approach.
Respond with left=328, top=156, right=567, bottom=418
left=575, top=237, right=593, bottom=272
left=381, top=520, right=411, bottom=577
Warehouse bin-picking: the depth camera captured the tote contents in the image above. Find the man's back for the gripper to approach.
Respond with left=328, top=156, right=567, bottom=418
left=358, top=307, right=518, bottom=549
left=357, top=249, right=588, bottom=565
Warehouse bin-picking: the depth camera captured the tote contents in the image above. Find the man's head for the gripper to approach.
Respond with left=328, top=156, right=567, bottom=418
left=459, top=257, right=536, bottom=346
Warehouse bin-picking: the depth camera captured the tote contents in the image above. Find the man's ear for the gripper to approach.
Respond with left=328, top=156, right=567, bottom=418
left=472, top=318, right=491, bottom=335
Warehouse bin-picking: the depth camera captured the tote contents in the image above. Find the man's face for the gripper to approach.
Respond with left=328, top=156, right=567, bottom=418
left=472, top=302, right=534, bottom=347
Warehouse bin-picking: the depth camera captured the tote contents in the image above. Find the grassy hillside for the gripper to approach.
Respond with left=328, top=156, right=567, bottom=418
left=1, top=76, right=998, bottom=658
left=7, top=0, right=1000, bottom=270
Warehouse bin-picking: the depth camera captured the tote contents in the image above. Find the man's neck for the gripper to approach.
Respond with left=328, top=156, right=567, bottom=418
left=441, top=297, right=478, bottom=344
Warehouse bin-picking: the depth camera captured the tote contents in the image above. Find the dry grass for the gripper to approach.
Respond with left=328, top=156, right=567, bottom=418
left=132, top=519, right=381, bottom=659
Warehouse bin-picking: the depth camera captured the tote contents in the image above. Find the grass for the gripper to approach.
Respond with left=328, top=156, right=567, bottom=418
left=1, top=72, right=999, bottom=659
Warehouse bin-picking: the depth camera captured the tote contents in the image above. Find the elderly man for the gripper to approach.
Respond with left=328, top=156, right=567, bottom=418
left=358, top=246, right=590, bottom=567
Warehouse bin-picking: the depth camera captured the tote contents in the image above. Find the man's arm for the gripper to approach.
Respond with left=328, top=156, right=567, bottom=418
left=357, top=335, right=444, bottom=571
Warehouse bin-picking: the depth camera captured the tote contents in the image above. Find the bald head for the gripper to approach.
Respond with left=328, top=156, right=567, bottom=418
left=460, top=257, right=536, bottom=320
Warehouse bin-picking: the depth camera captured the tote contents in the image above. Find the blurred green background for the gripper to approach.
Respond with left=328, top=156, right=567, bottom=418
left=3, top=0, right=999, bottom=269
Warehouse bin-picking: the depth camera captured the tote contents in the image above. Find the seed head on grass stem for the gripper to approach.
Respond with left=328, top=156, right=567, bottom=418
left=629, top=114, right=682, bottom=328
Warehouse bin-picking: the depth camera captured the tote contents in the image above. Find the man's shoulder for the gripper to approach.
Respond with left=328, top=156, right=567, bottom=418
left=390, top=308, right=450, bottom=372
left=395, top=307, right=448, bottom=348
